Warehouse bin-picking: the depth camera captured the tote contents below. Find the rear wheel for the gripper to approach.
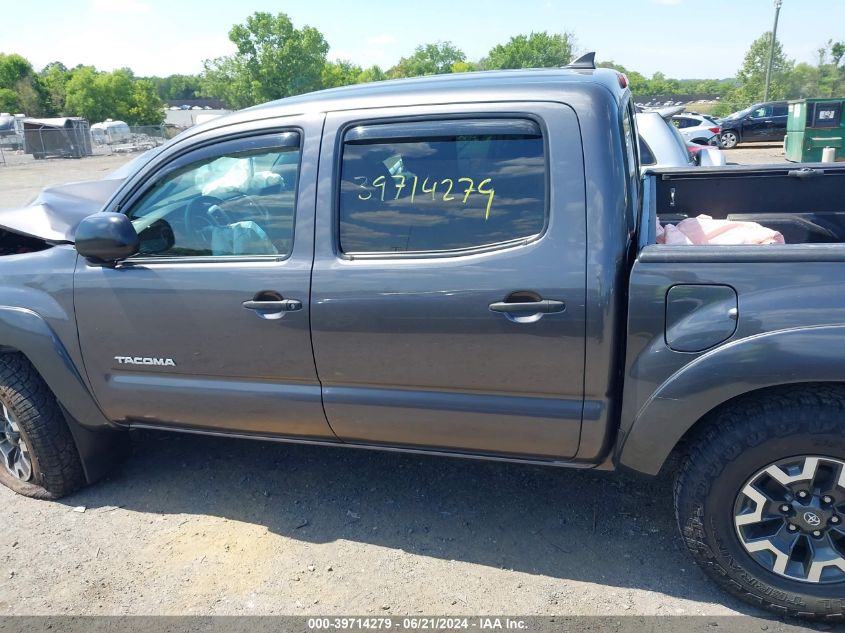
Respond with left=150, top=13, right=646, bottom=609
left=720, top=130, right=740, bottom=149
left=0, top=354, right=85, bottom=499
left=675, top=387, right=845, bottom=619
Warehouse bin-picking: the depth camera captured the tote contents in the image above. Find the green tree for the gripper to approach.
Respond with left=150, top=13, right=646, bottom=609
left=64, top=66, right=106, bottom=121
left=388, top=42, right=466, bottom=78
left=39, top=62, right=70, bottom=115
left=201, top=11, right=329, bottom=108
left=787, top=62, right=820, bottom=99
left=150, top=74, right=202, bottom=101
left=321, top=60, right=363, bottom=89
left=0, top=53, right=47, bottom=115
left=814, top=40, right=845, bottom=98
left=721, top=31, right=793, bottom=113
left=0, top=54, right=33, bottom=91
left=128, top=79, right=164, bottom=124
left=484, top=32, right=575, bottom=70
left=357, top=65, right=387, bottom=84
left=65, top=67, right=162, bottom=124
left=0, top=87, right=19, bottom=112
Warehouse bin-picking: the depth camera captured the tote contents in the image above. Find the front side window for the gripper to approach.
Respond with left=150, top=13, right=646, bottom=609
left=338, top=119, right=546, bottom=254
left=751, top=106, right=772, bottom=119
left=127, top=134, right=300, bottom=258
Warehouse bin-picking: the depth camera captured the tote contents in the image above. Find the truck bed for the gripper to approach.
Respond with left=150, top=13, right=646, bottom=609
left=640, top=163, right=845, bottom=251
left=618, top=163, right=845, bottom=473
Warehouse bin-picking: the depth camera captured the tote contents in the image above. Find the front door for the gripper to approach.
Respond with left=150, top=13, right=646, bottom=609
left=310, top=103, right=587, bottom=459
left=743, top=105, right=773, bottom=141
left=74, top=118, right=333, bottom=439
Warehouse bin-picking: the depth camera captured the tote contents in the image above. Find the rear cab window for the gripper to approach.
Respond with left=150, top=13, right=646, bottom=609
left=338, top=119, right=546, bottom=255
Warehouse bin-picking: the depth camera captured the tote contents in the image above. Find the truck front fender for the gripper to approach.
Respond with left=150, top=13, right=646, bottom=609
left=0, top=305, right=126, bottom=483
left=618, top=324, right=845, bottom=475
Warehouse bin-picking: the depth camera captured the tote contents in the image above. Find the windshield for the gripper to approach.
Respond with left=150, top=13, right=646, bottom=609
left=724, top=106, right=753, bottom=120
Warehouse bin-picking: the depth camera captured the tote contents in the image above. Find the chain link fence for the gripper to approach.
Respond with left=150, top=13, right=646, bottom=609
left=0, top=123, right=178, bottom=166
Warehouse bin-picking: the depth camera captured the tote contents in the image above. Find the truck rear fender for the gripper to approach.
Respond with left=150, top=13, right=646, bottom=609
left=618, top=324, right=845, bottom=475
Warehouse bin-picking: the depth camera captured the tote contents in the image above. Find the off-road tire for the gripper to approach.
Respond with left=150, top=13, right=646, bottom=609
left=674, top=386, right=845, bottom=620
left=0, top=353, right=85, bottom=499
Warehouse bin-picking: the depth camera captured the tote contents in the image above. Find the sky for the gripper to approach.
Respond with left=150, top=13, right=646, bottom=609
left=4, top=0, right=844, bottom=80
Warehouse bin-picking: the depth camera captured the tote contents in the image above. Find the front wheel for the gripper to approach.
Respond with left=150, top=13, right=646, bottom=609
left=0, top=354, right=86, bottom=499
left=720, top=130, right=740, bottom=149
left=675, top=387, right=845, bottom=619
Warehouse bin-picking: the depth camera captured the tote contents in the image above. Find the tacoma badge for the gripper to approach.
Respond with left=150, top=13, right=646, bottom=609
left=114, top=356, right=176, bottom=367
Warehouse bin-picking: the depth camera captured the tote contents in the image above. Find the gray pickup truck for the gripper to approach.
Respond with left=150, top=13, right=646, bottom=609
left=1, top=56, right=845, bottom=618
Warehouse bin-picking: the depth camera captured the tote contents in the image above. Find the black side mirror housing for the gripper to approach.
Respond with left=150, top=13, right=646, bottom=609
left=75, top=213, right=139, bottom=265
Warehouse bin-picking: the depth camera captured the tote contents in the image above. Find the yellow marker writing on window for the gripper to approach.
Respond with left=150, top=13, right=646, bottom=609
left=458, top=177, right=476, bottom=204
left=355, top=176, right=371, bottom=200
left=421, top=177, right=437, bottom=199
left=392, top=175, right=406, bottom=199
left=372, top=175, right=387, bottom=201
left=477, top=178, right=495, bottom=220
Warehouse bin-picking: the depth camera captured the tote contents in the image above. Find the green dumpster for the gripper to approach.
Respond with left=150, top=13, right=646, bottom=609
left=785, top=99, right=845, bottom=162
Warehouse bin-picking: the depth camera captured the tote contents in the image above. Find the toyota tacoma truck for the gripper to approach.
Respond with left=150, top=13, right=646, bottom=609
left=1, top=54, right=845, bottom=618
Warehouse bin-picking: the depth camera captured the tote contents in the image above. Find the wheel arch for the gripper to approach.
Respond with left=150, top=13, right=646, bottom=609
left=618, top=325, right=845, bottom=476
left=0, top=306, right=127, bottom=483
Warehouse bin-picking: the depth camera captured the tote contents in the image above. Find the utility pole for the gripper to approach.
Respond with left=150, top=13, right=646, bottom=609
left=764, top=0, right=783, bottom=102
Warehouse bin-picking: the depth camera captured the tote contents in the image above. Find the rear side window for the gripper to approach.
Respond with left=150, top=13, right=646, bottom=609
left=674, top=117, right=697, bottom=129
left=338, top=119, right=546, bottom=254
left=638, top=138, right=656, bottom=166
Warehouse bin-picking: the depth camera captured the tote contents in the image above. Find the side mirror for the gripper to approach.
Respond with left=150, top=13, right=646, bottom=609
left=75, top=213, right=139, bottom=265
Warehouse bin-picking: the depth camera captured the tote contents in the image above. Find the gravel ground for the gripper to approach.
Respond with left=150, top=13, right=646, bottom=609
left=0, top=146, right=819, bottom=627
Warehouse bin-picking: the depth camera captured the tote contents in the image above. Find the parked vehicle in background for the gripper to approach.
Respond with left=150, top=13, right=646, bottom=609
left=90, top=120, right=131, bottom=145
left=685, top=140, right=726, bottom=166
left=717, top=101, right=789, bottom=149
left=1, top=59, right=844, bottom=619
left=671, top=112, right=721, bottom=145
left=0, top=114, right=25, bottom=150
left=637, top=111, right=692, bottom=169
left=636, top=111, right=725, bottom=170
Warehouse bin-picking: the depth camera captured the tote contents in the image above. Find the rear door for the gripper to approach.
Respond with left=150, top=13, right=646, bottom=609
left=310, top=103, right=587, bottom=459
left=768, top=103, right=789, bottom=141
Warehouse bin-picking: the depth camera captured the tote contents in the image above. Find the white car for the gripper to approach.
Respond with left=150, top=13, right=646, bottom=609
left=671, top=113, right=722, bottom=145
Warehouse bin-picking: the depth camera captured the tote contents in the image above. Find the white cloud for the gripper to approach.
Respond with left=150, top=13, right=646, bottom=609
left=649, top=0, right=682, bottom=4
left=91, top=0, right=151, bottom=13
left=366, top=34, right=396, bottom=46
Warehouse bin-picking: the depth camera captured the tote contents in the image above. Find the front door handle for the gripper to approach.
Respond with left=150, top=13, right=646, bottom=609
left=243, top=299, right=302, bottom=312
left=489, top=299, right=565, bottom=314
left=242, top=298, right=302, bottom=320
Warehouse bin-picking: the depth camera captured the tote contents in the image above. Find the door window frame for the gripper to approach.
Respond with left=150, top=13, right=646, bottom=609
left=332, top=113, right=552, bottom=261
left=110, top=128, right=304, bottom=265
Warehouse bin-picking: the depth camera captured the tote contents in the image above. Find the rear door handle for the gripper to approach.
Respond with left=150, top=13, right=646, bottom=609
left=489, top=300, right=565, bottom=314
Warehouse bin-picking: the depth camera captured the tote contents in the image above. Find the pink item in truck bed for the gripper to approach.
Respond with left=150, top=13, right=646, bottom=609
left=656, top=214, right=785, bottom=245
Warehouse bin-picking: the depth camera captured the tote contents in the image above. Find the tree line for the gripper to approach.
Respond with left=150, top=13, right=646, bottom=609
left=1, top=11, right=842, bottom=125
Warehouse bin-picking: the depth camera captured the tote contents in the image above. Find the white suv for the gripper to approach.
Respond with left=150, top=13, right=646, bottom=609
left=671, top=113, right=721, bottom=145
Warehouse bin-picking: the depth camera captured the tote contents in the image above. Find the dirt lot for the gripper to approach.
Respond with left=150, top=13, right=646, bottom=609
left=0, top=146, right=817, bottom=626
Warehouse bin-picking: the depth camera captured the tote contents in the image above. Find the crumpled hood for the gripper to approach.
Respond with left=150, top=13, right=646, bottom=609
left=0, top=178, right=125, bottom=243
